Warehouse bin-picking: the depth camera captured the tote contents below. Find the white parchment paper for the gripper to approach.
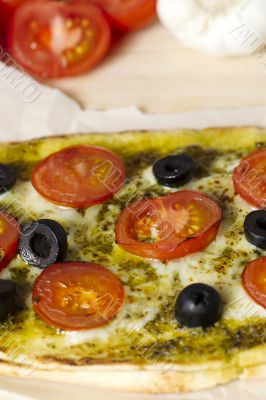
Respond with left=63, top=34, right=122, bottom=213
left=2, top=64, right=266, bottom=140
left=0, top=63, right=265, bottom=399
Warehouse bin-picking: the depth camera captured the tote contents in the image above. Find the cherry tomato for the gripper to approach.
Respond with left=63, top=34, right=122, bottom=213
left=115, top=190, right=222, bottom=261
left=8, top=0, right=111, bottom=78
left=32, top=262, right=125, bottom=330
left=0, top=211, right=20, bottom=271
left=32, top=145, right=125, bottom=208
left=242, top=256, right=266, bottom=309
left=233, top=148, right=266, bottom=208
left=92, top=0, right=157, bottom=31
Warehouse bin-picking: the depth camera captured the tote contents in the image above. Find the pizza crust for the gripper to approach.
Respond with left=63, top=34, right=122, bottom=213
left=0, top=361, right=240, bottom=393
left=0, top=349, right=265, bottom=394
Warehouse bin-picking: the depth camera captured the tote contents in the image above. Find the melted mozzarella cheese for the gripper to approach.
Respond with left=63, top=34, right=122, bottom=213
left=0, top=152, right=265, bottom=348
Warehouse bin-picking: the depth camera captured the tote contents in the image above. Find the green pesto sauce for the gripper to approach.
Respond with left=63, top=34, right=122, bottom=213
left=177, top=145, right=220, bottom=178
left=11, top=161, right=36, bottom=182
left=0, top=132, right=265, bottom=365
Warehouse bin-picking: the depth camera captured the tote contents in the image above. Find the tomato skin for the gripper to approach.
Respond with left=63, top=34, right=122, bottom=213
left=32, top=262, right=125, bottom=331
left=0, top=1, right=13, bottom=48
left=92, top=0, right=157, bottom=31
left=116, top=190, right=222, bottom=261
left=2, top=0, right=25, bottom=7
left=233, top=148, right=266, bottom=208
left=31, top=145, right=125, bottom=209
left=242, top=256, right=266, bottom=309
left=0, top=211, right=20, bottom=271
left=8, top=0, right=111, bottom=78
left=117, top=221, right=220, bottom=261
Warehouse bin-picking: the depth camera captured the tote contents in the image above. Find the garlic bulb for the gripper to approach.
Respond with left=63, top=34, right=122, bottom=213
left=157, top=0, right=266, bottom=56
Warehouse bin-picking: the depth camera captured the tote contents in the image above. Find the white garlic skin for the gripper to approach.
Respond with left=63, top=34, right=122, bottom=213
left=157, top=0, right=266, bottom=56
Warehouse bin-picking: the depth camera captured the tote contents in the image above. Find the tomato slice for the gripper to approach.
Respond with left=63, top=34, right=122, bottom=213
left=32, top=145, right=125, bottom=208
left=0, top=211, right=20, bottom=271
left=242, top=256, right=266, bottom=309
left=115, top=190, right=222, bottom=261
left=8, top=0, right=111, bottom=78
left=92, top=0, right=157, bottom=31
left=32, top=262, right=125, bottom=330
left=233, top=148, right=266, bottom=208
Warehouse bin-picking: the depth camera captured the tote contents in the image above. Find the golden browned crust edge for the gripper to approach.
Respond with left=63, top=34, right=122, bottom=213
left=0, top=345, right=265, bottom=393
left=0, top=125, right=265, bottom=146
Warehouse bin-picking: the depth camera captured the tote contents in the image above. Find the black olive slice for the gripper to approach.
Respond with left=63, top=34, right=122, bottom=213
left=244, top=210, right=266, bottom=250
left=19, top=219, right=67, bottom=268
left=175, top=283, right=223, bottom=328
left=0, top=164, right=17, bottom=193
left=0, top=279, right=16, bottom=321
left=153, top=154, right=196, bottom=187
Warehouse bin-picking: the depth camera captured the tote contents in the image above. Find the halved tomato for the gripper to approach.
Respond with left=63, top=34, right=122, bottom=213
left=32, top=262, right=125, bottom=330
left=0, top=211, right=20, bottom=271
left=242, top=256, right=266, bottom=309
left=8, top=0, right=111, bottom=78
left=233, top=148, right=266, bottom=208
left=92, top=0, right=157, bottom=31
left=31, top=145, right=125, bottom=208
left=115, top=190, right=222, bottom=261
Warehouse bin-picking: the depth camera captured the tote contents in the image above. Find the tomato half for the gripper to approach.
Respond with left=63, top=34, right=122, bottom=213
left=233, top=148, right=266, bottom=208
left=92, top=0, right=157, bottom=31
left=115, top=190, right=222, bottom=261
left=242, top=256, right=266, bottom=309
left=32, top=145, right=125, bottom=208
left=0, top=211, right=20, bottom=271
left=8, top=0, right=111, bottom=78
left=32, top=262, right=125, bottom=330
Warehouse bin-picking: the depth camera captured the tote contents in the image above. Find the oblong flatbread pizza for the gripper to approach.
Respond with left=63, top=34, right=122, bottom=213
left=0, top=128, right=265, bottom=393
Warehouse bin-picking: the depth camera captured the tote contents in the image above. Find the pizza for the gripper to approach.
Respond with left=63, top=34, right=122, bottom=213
left=0, top=127, right=265, bottom=393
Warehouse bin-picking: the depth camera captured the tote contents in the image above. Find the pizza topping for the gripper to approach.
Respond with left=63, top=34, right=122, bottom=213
left=19, top=219, right=67, bottom=269
left=242, top=257, right=266, bottom=309
left=153, top=154, right=196, bottom=187
left=8, top=0, right=111, bottom=78
left=233, top=148, right=266, bottom=208
left=244, top=210, right=266, bottom=250
left=0, top=279, right=17, bottom=321
left=0, top=136, right=264, bottom=365
left=0, top=211, right=20, bottom=271
left=115, top=190, right=222, bottom=260
left=32, top=262, right=125, bottom=331
left=31, top=145, right=126, bottom=208
left=0, top=164, right=17, bottom=193
left=175, top=283, right=223, bottom=328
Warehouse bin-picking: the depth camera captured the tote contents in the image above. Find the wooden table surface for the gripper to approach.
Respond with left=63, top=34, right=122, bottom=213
left=48, top=22, right=266, bottom=113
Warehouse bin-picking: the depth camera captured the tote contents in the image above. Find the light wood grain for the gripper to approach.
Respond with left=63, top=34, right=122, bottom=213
left=46, top=22, right=266, bottom=113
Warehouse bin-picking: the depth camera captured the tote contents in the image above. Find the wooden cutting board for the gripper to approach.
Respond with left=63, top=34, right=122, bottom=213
left=47, top=22, right=266, bottom=113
